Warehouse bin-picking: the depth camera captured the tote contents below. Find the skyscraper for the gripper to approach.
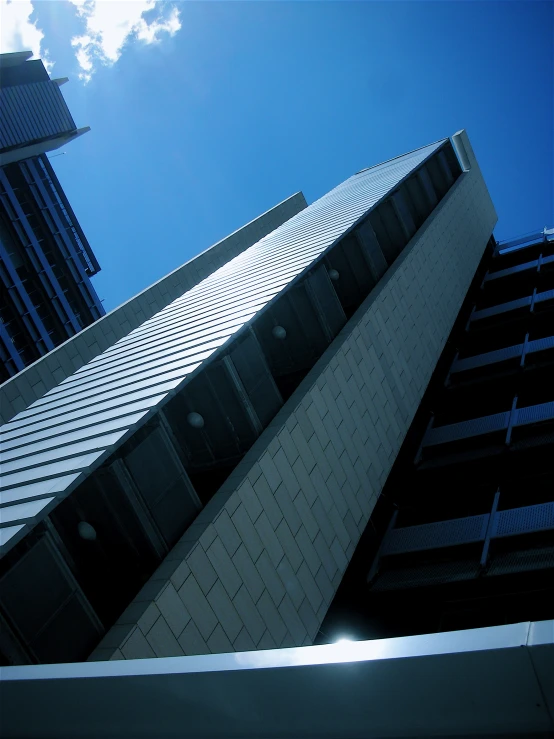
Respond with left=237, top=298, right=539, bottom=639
left=1, top=128, right=552, bottom=739
left=1, top=127, right=500, bottom=661
left=0, top=51, right=104, bottom=381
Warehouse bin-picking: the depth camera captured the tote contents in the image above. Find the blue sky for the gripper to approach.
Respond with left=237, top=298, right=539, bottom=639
left=3, top=1, right=553, bottom=311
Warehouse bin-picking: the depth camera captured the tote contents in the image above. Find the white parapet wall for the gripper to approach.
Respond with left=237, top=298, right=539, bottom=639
left=3, top=620, right=553, bottom=738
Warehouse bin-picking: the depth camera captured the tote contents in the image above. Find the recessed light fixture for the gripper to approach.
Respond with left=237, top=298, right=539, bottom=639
left=272, top=325, right=287, bottom=340
left=187, top=411, right=205, bottom=429
left=78, top=521, right=97, bottom=541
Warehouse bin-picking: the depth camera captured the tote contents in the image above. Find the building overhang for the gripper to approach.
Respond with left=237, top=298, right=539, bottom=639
left=1, top=620, right=553, bottom=738
left=0, top=128, right=90, bottom=167
left=0, top=51, right=33, bottom=68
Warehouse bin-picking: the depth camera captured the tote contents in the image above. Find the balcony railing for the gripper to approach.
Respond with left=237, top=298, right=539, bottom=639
left=381, top=514, right=490, bottom=555
left=368, top=490, right=554, bottom=590
left=424, top=411, right=510, bottom=446
left=494, top=226, right=554, bottom=256
left=421, top=398, right=554, bottom=450
left=484, top=253, right=554, bottom=283
left=379, top=502, right=554, bottom=558
left=449, top=334, right=554, bottom=376
left=470, top=287, right=554, bottom=323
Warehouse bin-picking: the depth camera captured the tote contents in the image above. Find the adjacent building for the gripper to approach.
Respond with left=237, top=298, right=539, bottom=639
left=1, top=127, right=553, bottom=737
left=0, top=51, right=104, bottom=381
left=319, top=225, right=554, bottom=643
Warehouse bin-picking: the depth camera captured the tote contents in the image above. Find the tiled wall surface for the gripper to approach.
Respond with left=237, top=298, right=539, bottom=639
left=0, top=193, right=307, bottom=423
left=89, top=133, right=498, bottom=661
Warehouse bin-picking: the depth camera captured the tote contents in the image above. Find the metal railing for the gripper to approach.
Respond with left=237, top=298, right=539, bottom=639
left=378, top=501, right=554, bottom=557
left=495, top=226, right=554, bottom=256
left=449, top=334, right=554, bottom=375
left=485, top=253, right=554, bottom=282
left=470, top=287, right=554, bottom=323
left=421, top=398, right=554, bottom=449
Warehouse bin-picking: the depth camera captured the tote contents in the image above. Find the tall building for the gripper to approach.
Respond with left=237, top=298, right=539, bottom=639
left=0, top=51, right=104, bottom=382
left=1, top=130, right=553, bottom=738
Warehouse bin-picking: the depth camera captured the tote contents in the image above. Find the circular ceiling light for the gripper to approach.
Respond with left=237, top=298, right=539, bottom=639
left=187, top=411, right=205, bottom=429
left=328, top=268, right=340, bottom=281
left=78, top=521, right=97, bottom=541
left=272, top=325, right=287, bottom=340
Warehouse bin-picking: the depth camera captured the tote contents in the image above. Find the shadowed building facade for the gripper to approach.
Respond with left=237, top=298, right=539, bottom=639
left=0, top=51, right=104, bottom=382
left=319, top=224, right=554, bottom=644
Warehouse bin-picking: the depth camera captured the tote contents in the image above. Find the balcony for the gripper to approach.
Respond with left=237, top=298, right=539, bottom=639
left=494, top=226, right=554, bottom=256
left=379, top=503, right=554, bottom=558
left=416, top=398, right=554, bottom=467
left=462, top=287, right=554, bottom=359
left=479, top=254, right=554, bottom=309
left=484, top=253, right=554, bottom=284
left=470, top=288, right=554, bottom=324
left=446, top=334, right=554, bottom=391
left=369, top=500, right=554, bottom=592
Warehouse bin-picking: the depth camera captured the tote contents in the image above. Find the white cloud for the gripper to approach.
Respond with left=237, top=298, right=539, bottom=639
left=0, top=0, right=53, bottom=70
left=0, top=0, right=180, bottom=83
left=69, top=0, right=181, bottom=82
